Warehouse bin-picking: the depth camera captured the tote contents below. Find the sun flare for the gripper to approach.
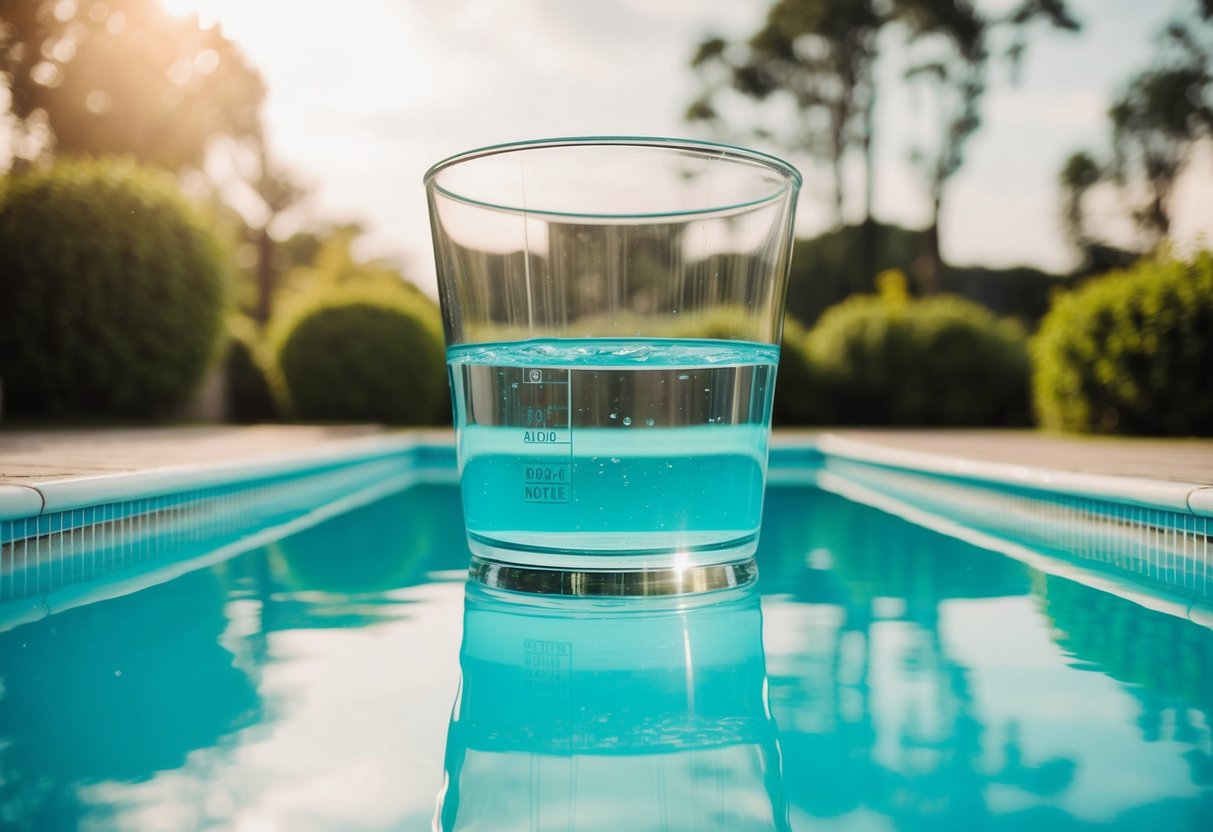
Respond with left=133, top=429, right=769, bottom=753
left=159, top=0, right=272, bottom=33
left=160, top=0, right=222, bottom=27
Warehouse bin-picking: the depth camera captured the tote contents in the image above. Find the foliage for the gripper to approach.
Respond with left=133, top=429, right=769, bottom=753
left=224, top=317, right=278, bottom=423
left=271, top=287, right=447, bottom=425
left=0, top=0, right=265, bottom=170
left=275, top=225, right=424, bottom=303
left=806, top=290, right=1031, bottom=425
left=688, top=0, right=1080, bottom=292
left=939, top=264, right=1072, bottom=327
left=1109, top=12, right=1213, bottom=241
left=1057, top=151, right=1144, bottom=275
left=1031, top=252, right=1213, bottom=436
left=772, top=316, right=830, bottom=425
left=897, top=0, right=1080, bottom=291
left=0, top=158, right=230, bottom=418
left=248, top=144, right=308, bottom=324
left=786, top=221, right=921, bottom=326
left=785, top=221, right=1067, bottom=328
left=1058, top=0, right=1212, bottom=251
left=689, top=0, right=886, bottom=227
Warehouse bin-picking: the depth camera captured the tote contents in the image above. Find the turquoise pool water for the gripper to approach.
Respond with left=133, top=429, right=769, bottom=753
left=1, top=482, right=1211, bottom=830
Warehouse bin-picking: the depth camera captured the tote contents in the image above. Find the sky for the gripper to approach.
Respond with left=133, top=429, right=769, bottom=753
left=160, top=0, right=1213, bottom=295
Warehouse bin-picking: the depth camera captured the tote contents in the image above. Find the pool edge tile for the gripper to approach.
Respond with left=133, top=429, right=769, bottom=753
left=34, top=433, right=424, bottom=515
left=818, top=432, right=1202, bottom=514
left=1188, top=487, right=1213, bottom=518
left=0, top=485, right=45, bottom=521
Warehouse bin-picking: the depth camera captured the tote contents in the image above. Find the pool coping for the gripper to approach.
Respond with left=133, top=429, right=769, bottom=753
left=3, top=430, right=1209, bottom=522
left=806, top=433, right=1213, bottom=519
left=0, top=433, right=443, bottom=521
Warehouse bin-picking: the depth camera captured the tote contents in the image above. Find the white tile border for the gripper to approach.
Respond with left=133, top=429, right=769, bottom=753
left=817, top=433, right=1212, bottom=517
left=1, top=433, right=444, bottom=521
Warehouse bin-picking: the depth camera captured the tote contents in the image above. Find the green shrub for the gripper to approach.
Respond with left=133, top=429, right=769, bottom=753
left=224, top=318, right=278, bottom=423
left=772, top=317, right=829, bottom=425
left=0, top=158, right=230, bottom=418
left=272, top=287, right=447, bottom=424
left=1031, top=252, right=1213, bottom=435
left=807, top=293, right=1030, bottom=425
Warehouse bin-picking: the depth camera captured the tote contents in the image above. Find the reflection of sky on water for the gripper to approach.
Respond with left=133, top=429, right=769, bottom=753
left=0, top=482, right=1210, bottom=830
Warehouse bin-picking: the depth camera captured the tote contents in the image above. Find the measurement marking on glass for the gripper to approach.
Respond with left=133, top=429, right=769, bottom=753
left=521, top=368, right=572, bottom=504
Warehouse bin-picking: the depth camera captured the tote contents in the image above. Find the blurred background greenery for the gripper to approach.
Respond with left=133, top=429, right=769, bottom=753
left=0, top=0, right=1209, bottom=434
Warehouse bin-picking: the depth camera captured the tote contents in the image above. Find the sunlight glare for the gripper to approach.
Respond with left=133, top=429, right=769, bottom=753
left=160, top=0, right=222, bottom=28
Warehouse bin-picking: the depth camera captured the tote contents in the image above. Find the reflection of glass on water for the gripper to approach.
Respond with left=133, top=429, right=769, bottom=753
left=434, top=582, right=787, bottom=831
left=448, top=337, right=779, bottom=566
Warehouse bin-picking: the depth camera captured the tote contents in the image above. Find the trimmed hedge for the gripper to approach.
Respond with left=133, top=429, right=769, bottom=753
left=0, top=158, right=230, bottom=418
left=272, top=287, right=447, bottom=424
left=224, top=318, right=278, bottom=423
left=806, top=294, right=1030, bottom=425
left=1032, top=252, right=1213, bottom=435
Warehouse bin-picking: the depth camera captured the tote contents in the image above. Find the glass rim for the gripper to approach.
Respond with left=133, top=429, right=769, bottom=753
left=423, top=135, right=802, bottom=220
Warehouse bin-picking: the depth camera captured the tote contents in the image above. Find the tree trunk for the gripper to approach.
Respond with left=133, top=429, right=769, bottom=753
left=859, top=85, right=878, bottom=290
left=256, top=224, right=274, bottom=326
left=861, top=84, right=876, bottom=227
left=830, top=150, right=846, bottom=229
left=917, top=195, right=944, bottom=296
left=1150, top=180, right=1171, bottom=244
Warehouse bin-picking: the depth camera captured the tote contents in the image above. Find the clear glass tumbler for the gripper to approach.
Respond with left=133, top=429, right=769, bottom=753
left=424, top=137, right=800, bottom=595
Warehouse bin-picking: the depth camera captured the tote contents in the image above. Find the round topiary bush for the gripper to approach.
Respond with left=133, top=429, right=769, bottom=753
left=0, top=159, right=231, bottom=418
left=807, top=293, right=1030, bottom=425
left=272, top=288, right=447, bottom=424
left=224, top=317, right=279, bottom=424
left=1032, top=252, right=1213, bottom=435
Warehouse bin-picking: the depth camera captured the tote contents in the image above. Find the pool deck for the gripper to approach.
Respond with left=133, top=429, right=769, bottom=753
left=1, top=425, right=1211, bottom=517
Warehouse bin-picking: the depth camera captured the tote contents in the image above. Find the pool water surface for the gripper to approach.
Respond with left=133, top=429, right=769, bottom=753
left=1, top=483, right=1211, bottom=830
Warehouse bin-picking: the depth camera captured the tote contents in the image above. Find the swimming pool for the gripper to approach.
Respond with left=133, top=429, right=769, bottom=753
left=1, top=446, right=1211, bottom=830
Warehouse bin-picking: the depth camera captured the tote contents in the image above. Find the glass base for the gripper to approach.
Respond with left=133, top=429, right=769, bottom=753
left=468, top=555, right=758, bottom=597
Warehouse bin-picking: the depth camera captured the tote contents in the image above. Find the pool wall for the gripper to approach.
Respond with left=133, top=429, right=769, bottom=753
left=1, top=431, right=1209, bottom=632
left=0, top=436, right=454, bottom=630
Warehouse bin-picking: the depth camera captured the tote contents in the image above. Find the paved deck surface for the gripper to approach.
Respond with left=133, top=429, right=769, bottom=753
left=824, top=429, right=1213, bottom=485
left=2, top=426, right=1211, bottom=487
left=0, top=425, right=394, bottom=484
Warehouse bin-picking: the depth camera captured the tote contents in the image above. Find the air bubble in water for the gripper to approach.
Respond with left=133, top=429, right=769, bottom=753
left=677, top=373, right=690, bottom=380
left=609, top=412, right=618, bottom=420
left=622, top=416, right=632, bottom=426
left=646, top=417, right=655, bottom=426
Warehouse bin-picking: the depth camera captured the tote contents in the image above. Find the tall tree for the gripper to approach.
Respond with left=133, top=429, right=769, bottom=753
left=688, top=0, right=887, bottom=230
left=687, top=0, right=1079, bottom=296
left=0, top=0, right=264, bottom=171
left=898, top=0, right=1080, bottom=293
left=251, top=139, right=306, bottom=325
left=1057, top=0, right=1210, bottom=260
left=1057, top=150, right=1100, bottom=251
left=1108, top=13, right=1212, bottom=243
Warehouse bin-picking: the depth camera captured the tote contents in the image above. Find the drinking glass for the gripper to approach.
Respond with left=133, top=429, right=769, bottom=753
left=424, top=137, right=800, bottom=594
